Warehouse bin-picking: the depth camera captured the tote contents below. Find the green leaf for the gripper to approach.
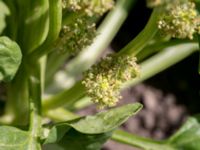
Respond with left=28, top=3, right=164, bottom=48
left=0, top=1, right=10, bottom=34
left=43, top=103, right=142, bottom=150
left=168, top=115, right=200, bottom=150
left=0, top=126, right=40, bottom=150
left=69, top=103, right=142, bottom=134
left=0, top=36, right=22, bottom=82
left=43, top=129, right=111, bottom=150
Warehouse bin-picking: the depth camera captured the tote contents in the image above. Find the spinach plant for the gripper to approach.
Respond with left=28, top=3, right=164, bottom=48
left=0, top=0, right=200, bottom=149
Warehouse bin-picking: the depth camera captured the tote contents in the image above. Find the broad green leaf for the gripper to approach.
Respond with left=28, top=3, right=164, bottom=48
left=43, top=103, right=142, bottom=150
left=0, top=1, right=10, bottom=34
left=0, top=36, right=22, bottom=82
left=168, top=115, right=200, bottom=150
left=0, top=126, right=40, bottom=150
left=69, top=103, right=142, bottom=134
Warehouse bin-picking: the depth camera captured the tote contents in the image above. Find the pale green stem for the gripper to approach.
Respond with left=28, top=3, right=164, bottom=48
left=117, top=7, right=161, bottom=57
left=71, top=96, right=92, bottom=110
left=123, top=43, right=198, bottom=88
left=28, top=0, right=62, bottom=59
left=4, top=0, right=18, bottom=40
left=28, top=60, right=42, bottom=140
left=112, top=130, right=175, bottom=150
left=137, top=39, right=191, bottom=61
left=1, top=63, right=29, bottom=125
left=45, top=51, right=70, bottom=87
left=42, top=81, right=85, bottom=111
left=45, top=108, right=79, bottom=122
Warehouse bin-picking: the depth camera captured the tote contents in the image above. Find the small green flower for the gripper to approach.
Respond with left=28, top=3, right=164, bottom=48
left=56, top=0, right=114, bottom=54
left=82, top=54, right=140, bottom=108
left=57, top=17, right=96, bottom=54
left=63, top=0, right=114, bottom=16
left=158, top=1, right=200, bottom=39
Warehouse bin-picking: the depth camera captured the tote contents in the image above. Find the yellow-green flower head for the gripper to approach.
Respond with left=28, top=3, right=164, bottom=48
left=82, top=54, right=140, bottom=108
left=63, top=0, right=114, bottom=16
left=158, top=1, right=200, bottom=39
left=57, top=17, right=96, bottom=54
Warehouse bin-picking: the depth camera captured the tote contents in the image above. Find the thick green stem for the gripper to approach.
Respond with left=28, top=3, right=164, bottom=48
left=4, top=0, right=18, bottom=40
left=27, top=57, right=47, bottom=150
left=42, top=81, right=85, bottom=111
left=112, top=130, right=175, bottom=150
left=2, top=63, right=29, bottom=125
left=136, top=39, right=191, bottom=61
left=45, top=108, right=79, bottom=122
left=28, top=60, right=42, bottom=140
left=123, top=43, right=198, bottom=88
left=28, top=0, right=62, bottom=60
left=117, top=7, right=161, bottom=57
left=16, top=0, right=49, bottom=54
left=45, top=51, right=70, bottom=87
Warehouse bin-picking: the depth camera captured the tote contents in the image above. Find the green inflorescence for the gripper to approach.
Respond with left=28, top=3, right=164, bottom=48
left=82, top=54, right=140, bottom=108
left=58, top=17, right=96, bottom=54
left=62, top=0, right=114, bottom=16
left=56, top=0, right=114, bottom=54
left=158, top=0, right=200, bottom=39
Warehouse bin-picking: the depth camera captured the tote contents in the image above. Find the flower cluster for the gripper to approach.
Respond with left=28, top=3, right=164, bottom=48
left=63, top=0, right=114, bottom=16
left=82, top=54, right=140, bottom=108
left=58, top=17, right=96, bottom=54
left=158, top=1, right=200, bottom=39
left=56, top=0, right=114, bottom=54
